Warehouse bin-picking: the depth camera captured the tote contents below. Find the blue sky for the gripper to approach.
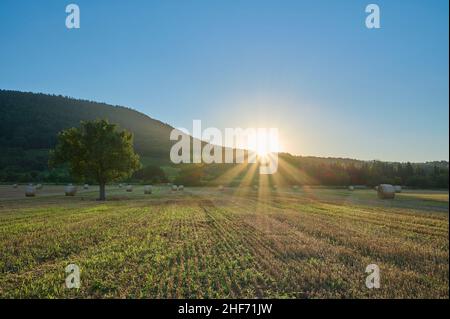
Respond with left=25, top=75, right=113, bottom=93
left=0, top=0, right=448, bottom=162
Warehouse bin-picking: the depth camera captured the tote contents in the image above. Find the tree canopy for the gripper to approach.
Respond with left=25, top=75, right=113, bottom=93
left=50, top=119, right=141, bottom=200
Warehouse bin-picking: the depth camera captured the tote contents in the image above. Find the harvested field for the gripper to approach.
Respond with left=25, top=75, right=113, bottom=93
left=0, top=186, right=448, bottom=298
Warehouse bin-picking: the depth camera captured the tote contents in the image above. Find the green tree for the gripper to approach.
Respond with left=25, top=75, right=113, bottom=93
left=50, top=120, right=141, bottom=200
left=132, top=165, right=168, bottom=183
left=174, top=164, right=205, bottom=186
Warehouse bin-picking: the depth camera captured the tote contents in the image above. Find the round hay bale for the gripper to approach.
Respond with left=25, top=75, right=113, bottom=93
left=13, top=184, right=18, bottom=189
left=25, top=185, right=36, bottom=197
left=83, top=184, right=89, bottom=190
left=172, top=185, right=178, bottom=191
left=348, top=186, right=354, bottom=191
left=65, top=184, right=77, bottom=196
left=394, top=185, right=402, bottom=193
left=377, top=184, right=395, bottom=199
left=126, top=185, right=133, bottom=192
left=144, top=185, right=152, bottom=194
left=178, top=185, right=184, bottom=191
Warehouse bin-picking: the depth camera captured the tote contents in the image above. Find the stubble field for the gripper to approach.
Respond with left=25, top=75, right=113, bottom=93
left=0, top=185, right=448, bottom=298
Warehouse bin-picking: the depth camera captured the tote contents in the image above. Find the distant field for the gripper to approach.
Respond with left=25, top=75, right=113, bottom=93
left=0, top=185, right=448, bottom=298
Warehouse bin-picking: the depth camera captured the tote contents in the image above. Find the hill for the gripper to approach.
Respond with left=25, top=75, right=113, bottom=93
left=0, top=90, right=448, bottom=188
left=0, top=90, right=180, bottom=181
left=0, top=90, right=174, bottom=159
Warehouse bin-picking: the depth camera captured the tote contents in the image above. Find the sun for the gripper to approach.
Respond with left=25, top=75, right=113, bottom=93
left=257, top=145, right=268, bottom=157
left=250, top=129, right=280, bottom=158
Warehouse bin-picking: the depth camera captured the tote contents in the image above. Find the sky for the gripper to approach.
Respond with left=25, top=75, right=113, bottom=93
left=0, top=0, right=448, bottom=162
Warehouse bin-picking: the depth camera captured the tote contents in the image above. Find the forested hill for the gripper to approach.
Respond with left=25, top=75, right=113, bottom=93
left=0, top=90, right=176, bottom=167
left=0, top=90, right=448, bottom=188
left=0, top=90, right=183, bottom=182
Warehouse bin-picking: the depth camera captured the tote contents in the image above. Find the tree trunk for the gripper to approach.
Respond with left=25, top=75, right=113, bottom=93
left=99, top=183, right=106, bottom=201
